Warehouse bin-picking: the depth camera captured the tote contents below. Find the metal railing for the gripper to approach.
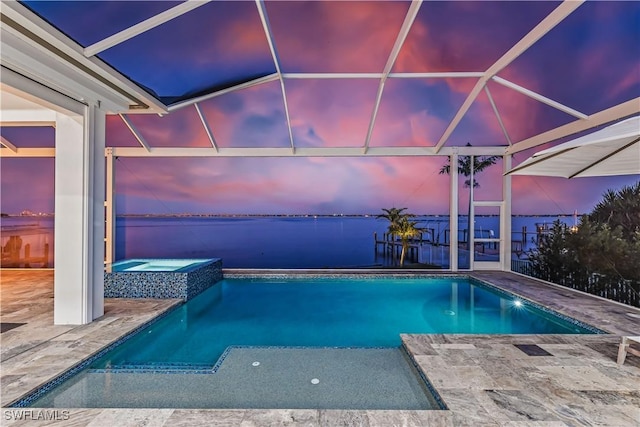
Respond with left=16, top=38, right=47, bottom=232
left=511, top=259, right=640, bottom=308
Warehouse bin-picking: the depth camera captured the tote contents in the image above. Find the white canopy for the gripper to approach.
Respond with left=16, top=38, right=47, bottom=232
left=507, top=115, right=640, bottom=178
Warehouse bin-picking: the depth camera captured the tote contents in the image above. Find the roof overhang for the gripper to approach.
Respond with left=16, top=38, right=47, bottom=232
left=0, top=0, right=167, bottom=114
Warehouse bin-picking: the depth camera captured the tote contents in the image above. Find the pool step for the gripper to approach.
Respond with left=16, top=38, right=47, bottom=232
left=88, top=361, right=215, bottom=374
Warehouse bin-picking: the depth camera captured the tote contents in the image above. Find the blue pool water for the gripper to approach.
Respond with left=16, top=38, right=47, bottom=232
left=94, top=276, right=597, bottom=369
left=26, top=276, right=600, bottom=409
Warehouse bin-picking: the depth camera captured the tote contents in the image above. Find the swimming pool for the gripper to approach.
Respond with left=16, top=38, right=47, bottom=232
left=97, top=276, right=599, bottom=365
left=24, top=275, right=601, bottom=409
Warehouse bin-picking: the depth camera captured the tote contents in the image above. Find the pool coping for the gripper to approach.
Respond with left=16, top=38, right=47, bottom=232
left=108, top=258, right=221, bottom=273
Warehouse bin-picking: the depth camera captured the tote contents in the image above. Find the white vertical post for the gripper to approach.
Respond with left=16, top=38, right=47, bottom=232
left=91, top=105, right=106, bottom=319
left=449, top=150, right=458, bottom=271
left=469, top=155, right=475, bottom=268
left=502, top=154, right=512, bottom=271
left=105, top=147, right=115, bottom=265
left=53, top=105, right=105, bottom=325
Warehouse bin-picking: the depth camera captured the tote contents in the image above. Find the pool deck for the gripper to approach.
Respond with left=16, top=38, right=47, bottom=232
left=1, top=269, right=639, bottom=426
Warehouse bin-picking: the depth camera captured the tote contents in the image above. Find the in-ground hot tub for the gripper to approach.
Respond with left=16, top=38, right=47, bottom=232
left=104, top=258, right=222, bottom=300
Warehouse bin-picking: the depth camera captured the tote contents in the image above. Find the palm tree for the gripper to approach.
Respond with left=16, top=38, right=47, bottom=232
left=389, top=216, right=423, bottom=266
left=439, top=143, right=499, bottom=247
left=377, top=207, right=413, bottom=240
left=589, top=181, right=640, bottom=239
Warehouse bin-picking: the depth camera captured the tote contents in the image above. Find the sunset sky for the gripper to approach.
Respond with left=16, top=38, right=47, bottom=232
left=1, top=1, right=639, bottom=215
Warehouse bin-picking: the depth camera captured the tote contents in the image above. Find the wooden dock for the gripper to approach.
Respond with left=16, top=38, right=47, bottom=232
left=1, top=233, right=50, bottom=268
left=373, top=232, right=423, bottom=263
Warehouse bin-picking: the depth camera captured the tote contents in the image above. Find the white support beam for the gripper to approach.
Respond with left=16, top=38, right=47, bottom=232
left=449, top=150, right=459, bottom=271
left=167, top=73, right=279, bottom=112
left=2, top=145, right=507, bottom=158
left=283, top=73, right=383, bottom=79
left=118, top=113, right=150, bottom=152
left=0, top=120, right=54, bottom=127
left=389, top=72, right=485, bottom=79
left=0, top=135, right=18, bottom=152
left=1, top=67, right=86, bottom=116
left=279, top=79, right=295, bottom=153
left=54, top=106, right=105, bottom=325
left=502, top=155, right=512, bottom=272
left=492, top=76, right=588, bottom=119
left=468, top=155, right=475, bottom=268
left=281, top=72, right=485, bottom=79
left=84, top=1, right=211, bottom=57
left=0, top=147, right=55, bottom=157
left=506, top=98, right=640, bottom=154
left=382, top=1, right=423, bottom=77
left=89, top=104, right=106, bottom=320
left=194, top=103, right=218, bottom=151
left=487, top=1, right=584, bottom=77
left=484, top=86, right=512, bottom=145
left=434, top=79, right=486, bottom=152
left=0, top=108, right=57, bottom=126
left=364, top=82, right=387, bottom=154
left=105, top=147, right=115, bottom=265
left=255, top=0, right=295, bottom=153
left=364, top=0, right=422, bottom=154
left=110, top=145, right=506, bottom=158
left=433, top=0, right=584, bottom=153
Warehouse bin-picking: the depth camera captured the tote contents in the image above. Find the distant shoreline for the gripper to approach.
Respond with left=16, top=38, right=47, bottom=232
left=117, top=213, right=578, bottom=218
left=3, top=213, right=578, bottom=218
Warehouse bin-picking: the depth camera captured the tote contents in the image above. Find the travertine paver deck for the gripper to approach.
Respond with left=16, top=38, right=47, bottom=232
left=1, top=269, right=639, bottom=426
left=403, top=334, right=640, bottom=426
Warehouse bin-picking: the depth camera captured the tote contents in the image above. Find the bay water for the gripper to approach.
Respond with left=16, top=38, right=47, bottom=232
left=1, top=215, right=574, bottom=268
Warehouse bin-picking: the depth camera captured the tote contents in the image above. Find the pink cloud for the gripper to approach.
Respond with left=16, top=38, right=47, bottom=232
left=286, top=79, right=379, bottom=147
left=198, top=80, right=290, bottom=148
left=106, top=115, right=141, bottom=147
left=393, top=2, right=556, bottom=73
left=125, top=107, right=211, bottom=148
left=267, top=1, right=410, bottom=73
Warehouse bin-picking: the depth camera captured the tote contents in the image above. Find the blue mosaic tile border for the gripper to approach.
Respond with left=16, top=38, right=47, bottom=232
left=400, top=343, right=448, bottom=410
left=212, top=345, right=235, bottom=373
left=88, top=361, right=215, bottom=375
left=9, top=302, right=184, bottom=408
left=225, top=272, right=465, bottom=281
left=468, top=277, right=608, bottom=334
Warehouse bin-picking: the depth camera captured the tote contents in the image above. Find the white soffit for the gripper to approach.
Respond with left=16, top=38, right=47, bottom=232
left=0, top=1, right=167, bottom=114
